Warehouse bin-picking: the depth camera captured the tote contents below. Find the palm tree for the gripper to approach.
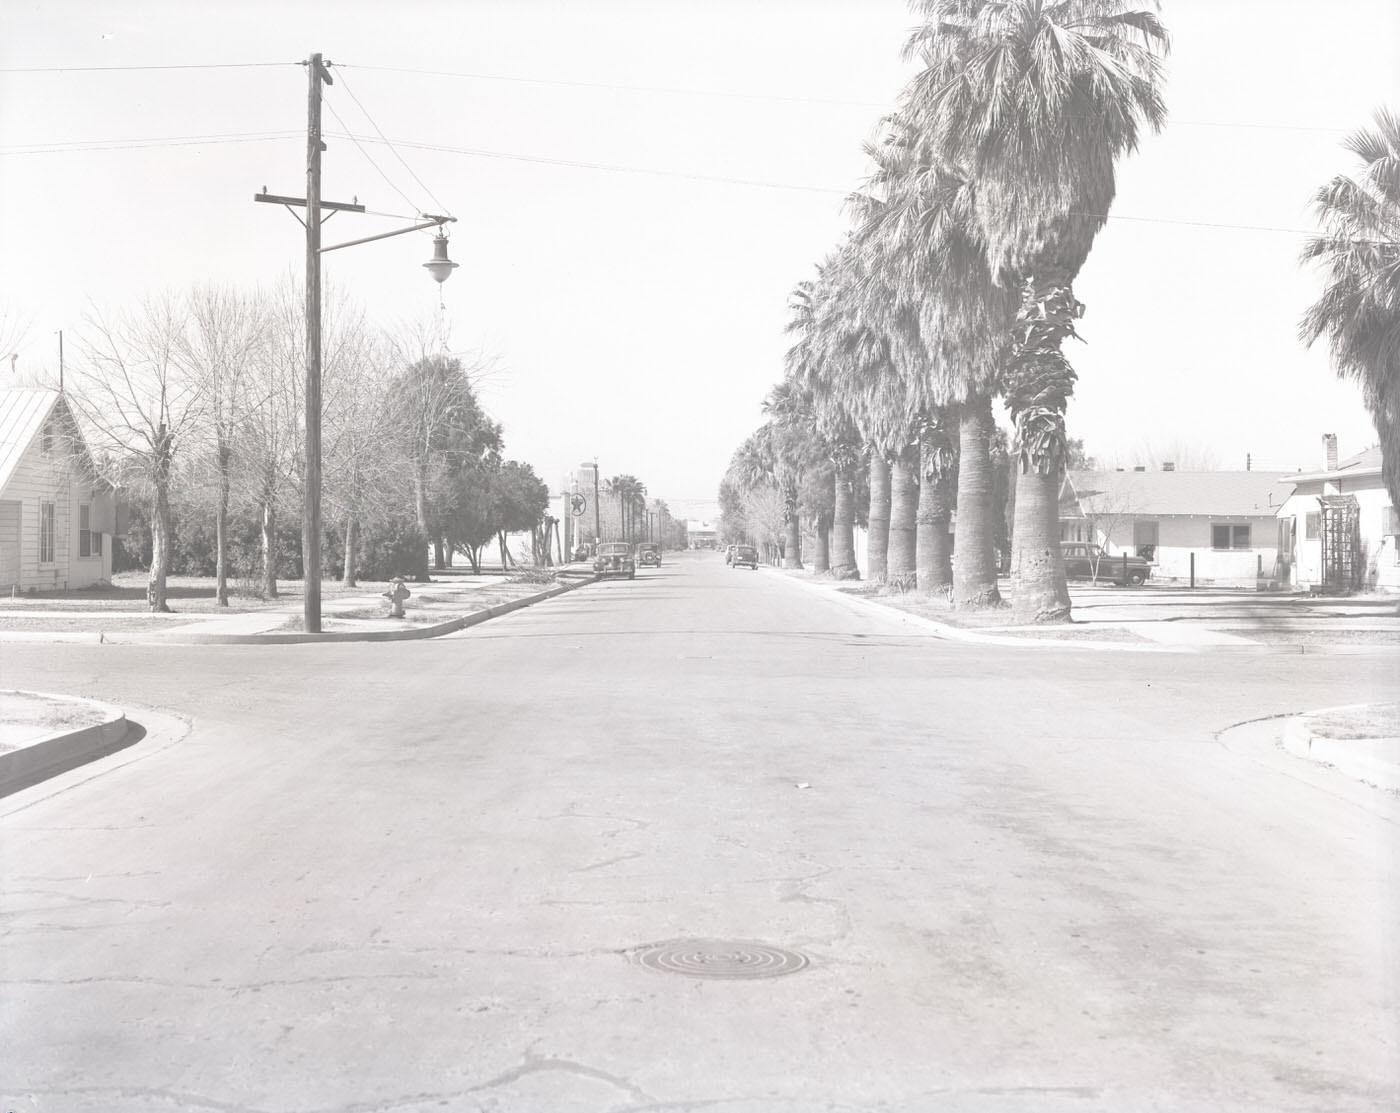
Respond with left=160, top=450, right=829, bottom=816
left=915, top=406, right=958, bottom=593
left=903, top=0, right=1169, bottom=622
left=1301, top=107, right=1400, bottom=516
left=852, top=113, right=1015, bottom=607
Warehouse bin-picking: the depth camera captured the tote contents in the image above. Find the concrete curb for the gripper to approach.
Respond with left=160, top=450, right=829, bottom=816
left=0, top=693, right=131, bottom=798
left=45, top=576, right=598, bottom=647
left=1279, top=705, right=1400, bottom=792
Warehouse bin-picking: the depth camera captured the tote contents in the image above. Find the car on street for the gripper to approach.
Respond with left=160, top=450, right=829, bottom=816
left=1061, top=542, right=1150, bottom=586
left=593, top=542, right=636, bottom=579
left=636, top=543, right=661, bottom=567
left=731, top=544, right=759, bottom=570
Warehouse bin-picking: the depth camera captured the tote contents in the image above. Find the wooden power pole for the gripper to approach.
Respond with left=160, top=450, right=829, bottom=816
left=303, top=52, right=332, bottom=634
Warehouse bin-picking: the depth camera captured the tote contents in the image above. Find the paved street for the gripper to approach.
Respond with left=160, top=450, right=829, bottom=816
left=2, top=551, right=1396, bottom=1112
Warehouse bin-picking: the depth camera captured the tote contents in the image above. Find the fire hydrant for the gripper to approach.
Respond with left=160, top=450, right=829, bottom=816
left=384, top=577, right=411, bottom=618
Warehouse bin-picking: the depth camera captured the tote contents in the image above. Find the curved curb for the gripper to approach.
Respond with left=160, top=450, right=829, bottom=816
left=1279, top=704, right=1400, bottom=792
left=0, top=691, right=130, bottom=798
left=99, top=576, right=597, bottom=646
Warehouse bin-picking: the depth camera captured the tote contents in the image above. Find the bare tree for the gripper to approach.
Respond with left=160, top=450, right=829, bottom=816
left=70, top=295, right=207, bottom=611
left=179, top=284, right=267, bottom=605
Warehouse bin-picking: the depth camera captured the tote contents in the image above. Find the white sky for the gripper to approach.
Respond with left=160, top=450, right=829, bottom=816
left=2, top=1, right=1396, bottom=521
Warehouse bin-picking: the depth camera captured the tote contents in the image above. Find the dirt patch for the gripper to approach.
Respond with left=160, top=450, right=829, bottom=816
left=0, top=691, right=110, bottom=753
left=0, top=615, right=178, bottom=632
left=1241, top=628, right=1400, bottom=646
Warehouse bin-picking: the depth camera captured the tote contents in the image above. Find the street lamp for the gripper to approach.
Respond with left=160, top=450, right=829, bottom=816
left=256, top=52, right=456, bottom=633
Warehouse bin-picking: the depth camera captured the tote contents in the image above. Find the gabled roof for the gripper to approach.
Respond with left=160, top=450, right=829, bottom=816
left=1282, top=445, right=1383, bottom=484
left=1065, top=469, right=1294, bottom=518
left=0, top=388, right=63, bottom=493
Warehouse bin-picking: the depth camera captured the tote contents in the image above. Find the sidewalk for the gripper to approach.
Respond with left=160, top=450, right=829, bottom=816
left=0, top=566, right=598, bottom=646
left=770, top=567, right=1400, bottom=655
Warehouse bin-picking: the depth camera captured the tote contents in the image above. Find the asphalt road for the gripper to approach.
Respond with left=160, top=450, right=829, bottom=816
left=2, top=552, right=1396, bottom=1112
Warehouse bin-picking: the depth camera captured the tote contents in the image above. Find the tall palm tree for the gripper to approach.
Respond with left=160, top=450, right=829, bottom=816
left=786, top=256, right=867, bottom=580
left=903, top=0, right=1169, bottom=623
left=1301, top=106, right=1400, bottom=516
left=853, top=113, right=1015, bottom=607
left=915, top=405, right=958, bottom=593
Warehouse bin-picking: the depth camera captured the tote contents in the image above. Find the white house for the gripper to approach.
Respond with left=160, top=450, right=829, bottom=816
left=1275, top=437, right=1397, bottom=593
left=0, top=389, right=115, bottom=592
left=1061, top=467, right=1294, bottom=588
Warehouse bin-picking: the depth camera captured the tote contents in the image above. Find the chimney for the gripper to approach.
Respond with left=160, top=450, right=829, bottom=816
left=1162, top=462, right=1175, bottom=472
left=1322, top=433, right=1338, bottom=471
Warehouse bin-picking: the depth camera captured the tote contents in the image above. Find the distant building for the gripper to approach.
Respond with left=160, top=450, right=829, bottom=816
left=687, top=520, right=718, bottom=549
left=1060, top=466, right=1292, bottom=587
left=1275, top=438, right=1396, bottom=593
left=0, top=389, right=115, bottom=591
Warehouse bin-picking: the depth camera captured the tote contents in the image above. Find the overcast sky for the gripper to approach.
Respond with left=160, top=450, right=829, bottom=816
left=1, top=1, right=1396, bottom=520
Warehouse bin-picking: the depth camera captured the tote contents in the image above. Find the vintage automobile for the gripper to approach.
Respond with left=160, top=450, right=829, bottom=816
left=1061, top=542, right=1150, bottom=587
left=592, top=542, right=636, bottom=579
left=731, top=544, right=760, bottom=570
left=636, top=543, right=661, bottom=567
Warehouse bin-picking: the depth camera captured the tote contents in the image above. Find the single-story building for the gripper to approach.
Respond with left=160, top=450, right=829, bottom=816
left=1275, top=438, right=1396, bottom=593
left=1061, top=467, right=1294, bottom=588
left=0, top=388, right=115, bottom=592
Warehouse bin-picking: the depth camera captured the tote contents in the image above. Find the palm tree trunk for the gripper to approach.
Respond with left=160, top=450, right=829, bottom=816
left=782, top=487, right=802, bottom=570
left=1010, top=466, right=1071, bottom=622
left=952, top=395, right=1002, bottom=609
left=887, top=447, right=918, bottom=589
left=811, top=510, right=831, bottom=574
left=867, top=450, right=891, bottom=582
left=916, top=457, right=954, bottom=596
left=1005, top=271, right=1078, bottom=623
left=830, top=463, right=859, bottom=579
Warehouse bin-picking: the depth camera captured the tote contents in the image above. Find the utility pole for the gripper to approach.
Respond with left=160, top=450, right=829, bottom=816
left=55, top=330, right=63, bottom=392
left=303, top=52, right=331, bottom=634
left=257, top=53, right=456, bottom=635
left=593, top=458, right=601, bottom=545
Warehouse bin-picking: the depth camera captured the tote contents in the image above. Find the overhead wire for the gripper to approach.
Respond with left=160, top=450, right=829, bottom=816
left=0, top=62, right=298, bottom=72
left=333, top=68, right=453, bottom=217
left=320, top=98, right=423, bottom=215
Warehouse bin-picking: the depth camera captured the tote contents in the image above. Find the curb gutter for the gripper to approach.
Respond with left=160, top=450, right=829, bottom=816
left=0, top=693, right=131, bottom=798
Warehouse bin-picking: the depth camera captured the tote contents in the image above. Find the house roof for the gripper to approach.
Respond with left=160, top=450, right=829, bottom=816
left=0, top=388, right=63, bottom=494
left=1280, top=445, right=1383, bottom=484
left=1065, top=469, right=1294, bottom=518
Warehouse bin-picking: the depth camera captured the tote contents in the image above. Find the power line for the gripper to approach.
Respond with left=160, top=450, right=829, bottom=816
left=0, top=131, right=299, bottom=154
left=333, top=69, right=453, bottom=217
left=320, top=99, right=423, bottom=216
left=0, top=61, right=298, bottom=73
left=337, top=62, right=891, bottom=111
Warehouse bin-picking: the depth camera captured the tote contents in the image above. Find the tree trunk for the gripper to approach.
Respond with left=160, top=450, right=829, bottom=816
left=499, top=531, right=510, bottom=570
left=342, top=518, right=358, bottom=588
left=782, top=507, right=803, bottom=570
left=261, top=495, right=278, bottom=598
left=147, top=481, right=172, bottom=613
left=214, top=439, right=230, bottom=606
left=433, top=537, right=447, bottom=571
left=1009, top=467, right=1072, bottom=622
left=887, top=448, right=919, bottom=590
left=916, top=458, right=954, bottom=596
left=810, top=510, right=831, bottom=574
left=867, top=451, right=891, bottom=583
left=830, top=463, right=859, bottom=580
left=952, top=395, right=1002, bottom=609
left=411, top=469, right=431, bottom=582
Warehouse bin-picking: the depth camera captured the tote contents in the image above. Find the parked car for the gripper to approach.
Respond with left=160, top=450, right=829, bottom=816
left=731, top=544, right=759, bottom=570
left=593, top=542, right=636, bottom=579
left=636, top=543, right=661, bottom=567
left=1061, top=542, right=1150, bottom=586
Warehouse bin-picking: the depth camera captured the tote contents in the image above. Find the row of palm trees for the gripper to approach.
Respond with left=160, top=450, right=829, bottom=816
left=604, top=473, right=650, bottom=542
left=724, top=0, right=1171, bottom=623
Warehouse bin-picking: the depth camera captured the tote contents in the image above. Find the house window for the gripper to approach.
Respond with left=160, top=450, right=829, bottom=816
left=79, top=504, right=92, bottom=557
left=1305, top=511, right=1320, bottom=540
left=39, top=501, right=55, bottom=563
left=1133, top=520, right=1159, bottom=560
left=1212, top=523, right=1251, bottom=550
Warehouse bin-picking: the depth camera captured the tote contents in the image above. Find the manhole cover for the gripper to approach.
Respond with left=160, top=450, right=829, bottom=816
left=631, top=940, right=810, bottom=979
